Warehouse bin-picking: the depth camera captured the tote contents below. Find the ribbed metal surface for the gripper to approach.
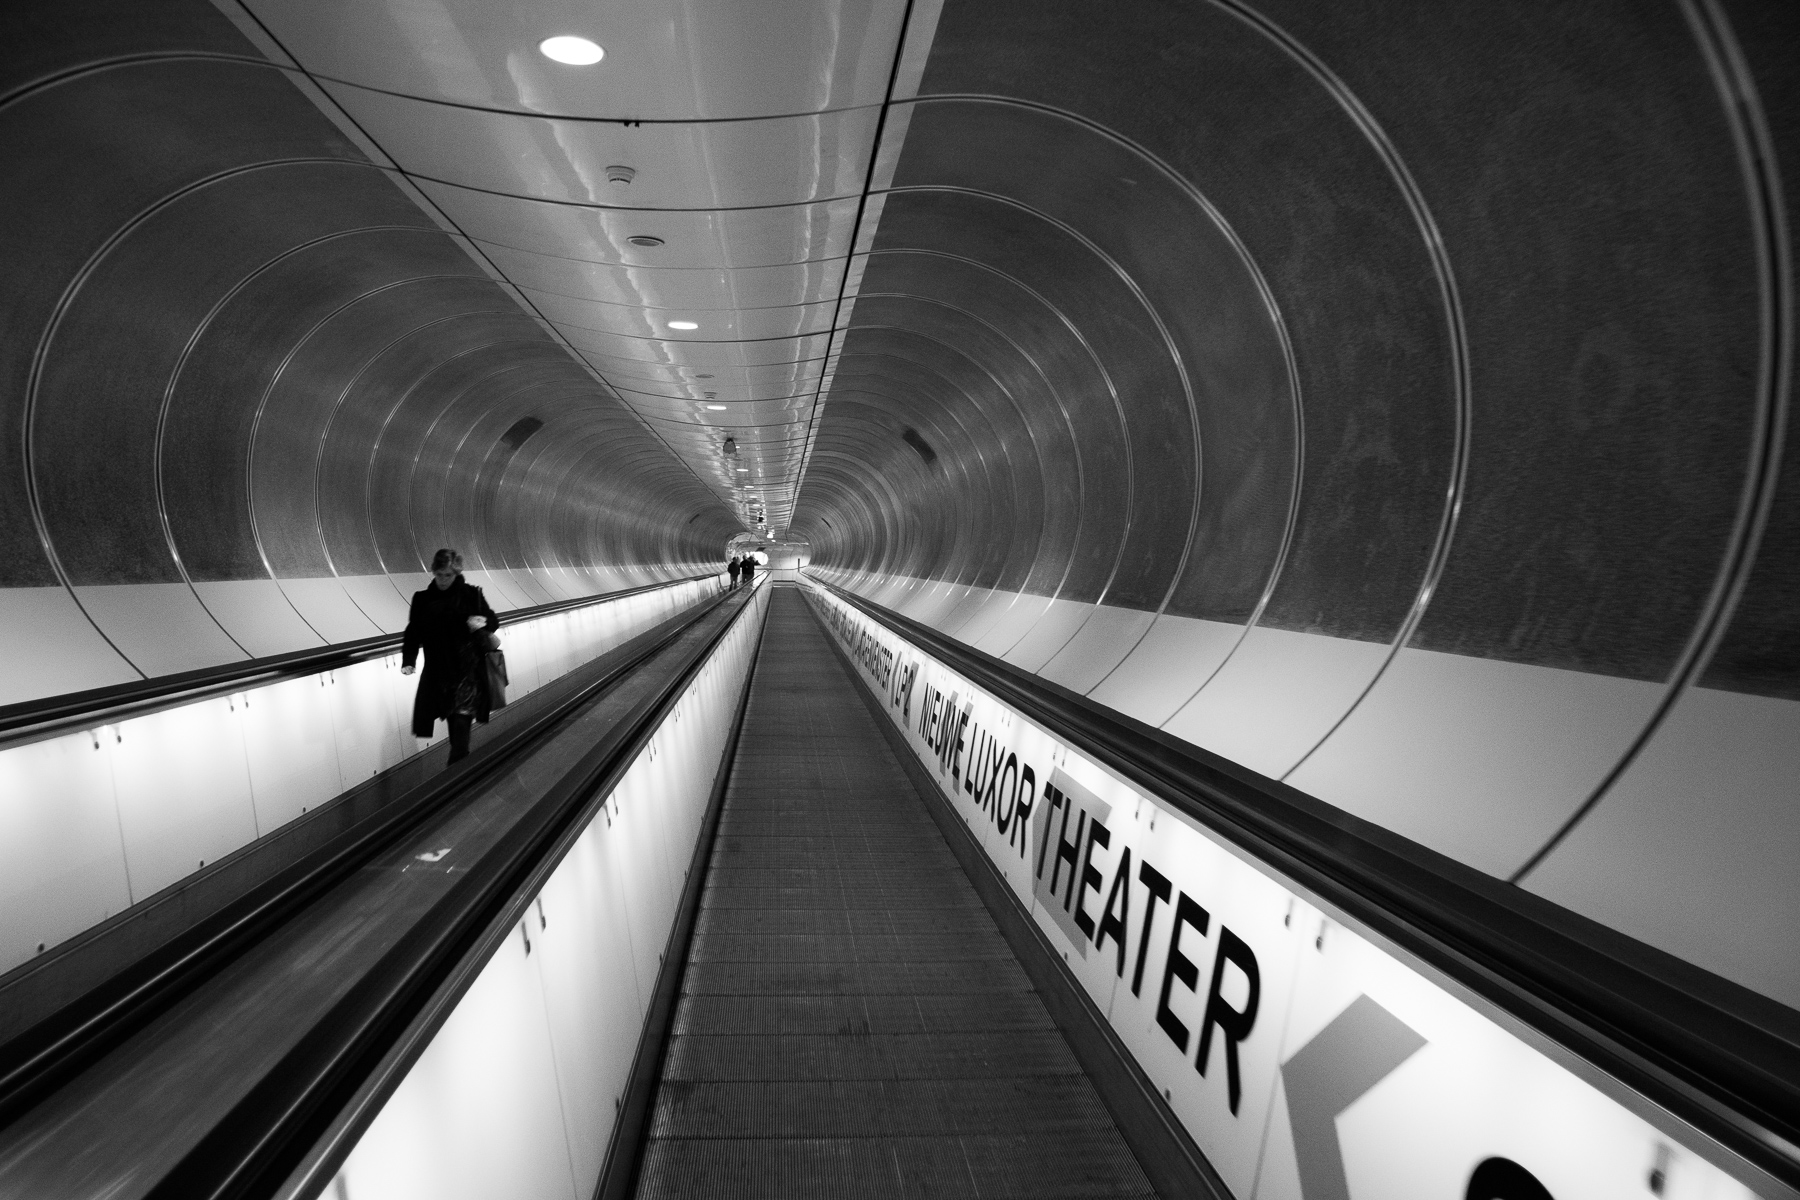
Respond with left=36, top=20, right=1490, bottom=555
left=637, top=589, right=1157, bottom=1198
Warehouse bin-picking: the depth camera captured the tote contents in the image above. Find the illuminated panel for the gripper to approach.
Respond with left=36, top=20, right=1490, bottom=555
left=802, top=580, right=1771, bottom=1200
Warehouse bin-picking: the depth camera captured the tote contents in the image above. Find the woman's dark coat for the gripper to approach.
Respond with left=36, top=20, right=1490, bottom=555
left=401, top=576, right=499, bottom=737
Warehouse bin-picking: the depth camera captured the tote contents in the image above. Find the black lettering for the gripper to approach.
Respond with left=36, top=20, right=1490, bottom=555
left=1465, top=1158, right=1554, bottom=1200
left=995, top=754, right=1017, bottom=833
left=1196, top=927, right=1260, bottom=1114
left=1034, top=783, right=1063, bottom=878
left=1047, top=795, right=1081, bottom=898
left=1073, top=820, right=1111, bottom=939
left=1132, top=862, right=1172, bottom=997
left=1095, top=848, right=1131, bottom=975
left=979, top=740, right=1001, bottom=819
left=1014, top=765, right=1035, bottom=857
left=1155, top=893, right=1211, bottom=1052
left=951, top=710, right=971, bottom=783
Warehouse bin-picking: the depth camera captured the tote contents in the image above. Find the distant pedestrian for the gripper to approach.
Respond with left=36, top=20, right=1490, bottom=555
left=402, top=548, right=499, bottom=765
left=741, top=555, right=756, bottom=587
left=727, top=556, right=741, bottom=587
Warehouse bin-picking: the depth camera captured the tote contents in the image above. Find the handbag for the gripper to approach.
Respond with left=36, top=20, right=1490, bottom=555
left=483, top=631, right=509, bottom=709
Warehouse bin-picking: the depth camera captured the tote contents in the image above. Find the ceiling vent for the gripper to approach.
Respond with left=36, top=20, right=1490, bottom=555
left=902, top=426, right=936, bottom=465
left=501, top=416, right=544, bottom=449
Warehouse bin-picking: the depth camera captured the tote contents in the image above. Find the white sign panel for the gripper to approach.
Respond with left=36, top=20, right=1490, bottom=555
left=808, top=584, right=1774, bottom=1200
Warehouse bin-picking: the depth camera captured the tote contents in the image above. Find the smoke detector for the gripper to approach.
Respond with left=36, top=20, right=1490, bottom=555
left=626, top=235, right=663, bottom=248
left=606, top=164, right=636, bottom=186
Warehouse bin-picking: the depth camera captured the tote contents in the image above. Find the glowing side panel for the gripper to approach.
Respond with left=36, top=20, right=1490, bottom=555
left=109, top=696, right=259, bottom=900
left=237, top=672, right=342, bottom=833
left=328, top=923, right=581, bottom=1200
left=0, top=733, right=131, bottom=967
left=803, top=581, right=1773, bottom=1200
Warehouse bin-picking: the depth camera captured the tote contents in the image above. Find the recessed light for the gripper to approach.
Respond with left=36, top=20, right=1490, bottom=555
left=668, top=320, right=699, bottom=330
left=705, top=404, right=727, bottom=411
left=627, top=235, right=663, bottom=248
left=539, top=36, right=604, bottom=65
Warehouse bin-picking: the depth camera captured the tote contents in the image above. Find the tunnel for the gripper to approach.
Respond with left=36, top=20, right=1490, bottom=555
left=0, top=1, right=1795, bottom=1198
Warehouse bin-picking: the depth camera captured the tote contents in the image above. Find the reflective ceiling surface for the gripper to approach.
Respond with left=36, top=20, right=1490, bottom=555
left=238, top=0, right=936, bottom=538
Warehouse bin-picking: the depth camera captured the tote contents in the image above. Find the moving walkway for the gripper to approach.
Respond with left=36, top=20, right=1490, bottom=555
left=0, top=581, right=1793, bottom=1200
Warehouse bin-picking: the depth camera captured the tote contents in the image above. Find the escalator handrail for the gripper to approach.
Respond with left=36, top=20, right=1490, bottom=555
left=812, top=576, right=1800, bottom=1189
left=0, top=570, right=723, bottom=750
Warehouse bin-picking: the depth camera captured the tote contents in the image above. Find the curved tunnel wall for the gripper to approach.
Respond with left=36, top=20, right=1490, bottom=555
left=794, top=0, right=1800, bottom=1008
left=3, top=0, right=1795, bottom=1020
left=0, top=0, right=740, bottom=705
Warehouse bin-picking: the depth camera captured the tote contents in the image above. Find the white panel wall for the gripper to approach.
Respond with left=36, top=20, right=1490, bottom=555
left=329, top=582, right=769, bottom=1200
left=809, top=568, right=1800, bottom=1012
left=0, top=587, right=140, bottom=703
left=0, top=563, right=718, bottom=706
left=0, top=576, right=723, bottom=976
left=805, top=582, right=1779, bottom=1200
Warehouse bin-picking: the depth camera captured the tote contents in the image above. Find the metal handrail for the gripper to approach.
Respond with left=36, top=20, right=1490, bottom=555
left=0, top=571, right=723, bottom=750
left=810, top=576, right=1800, bottom=1191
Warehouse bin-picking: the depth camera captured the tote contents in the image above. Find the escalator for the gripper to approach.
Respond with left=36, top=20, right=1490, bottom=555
left=0, top=581, right=760, bottom=1199
left=631, top=589, right=1154, bottom=1198
left=0, top=581, right=1793, bottom=1200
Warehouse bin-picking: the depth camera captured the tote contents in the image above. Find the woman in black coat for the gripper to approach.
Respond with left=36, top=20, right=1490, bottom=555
left=401, top=548, right=499, bottom=764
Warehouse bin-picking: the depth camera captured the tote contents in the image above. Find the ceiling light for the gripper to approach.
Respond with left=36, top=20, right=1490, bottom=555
left=705, top=404, right=727, bottom=411
left=539, top=36, right=604, bottom=65
left=737, top=468, right=748, bottom=473
left=626, top=235, right=663, bottom=248
left=668, top=320, right=698, bottom=330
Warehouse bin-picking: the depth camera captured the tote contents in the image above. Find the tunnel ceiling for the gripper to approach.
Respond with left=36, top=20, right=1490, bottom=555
left=1, top=0, right=1793, bottom=713
left=0, top=0, right=955, bottom=696
left=226, top=0, right=928, bottom=541
left=790, top=0, right=1796, bottom=700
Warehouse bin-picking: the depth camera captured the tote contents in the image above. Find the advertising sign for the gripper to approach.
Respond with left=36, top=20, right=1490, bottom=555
left=808, top=584, right=1777, bottom=1200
